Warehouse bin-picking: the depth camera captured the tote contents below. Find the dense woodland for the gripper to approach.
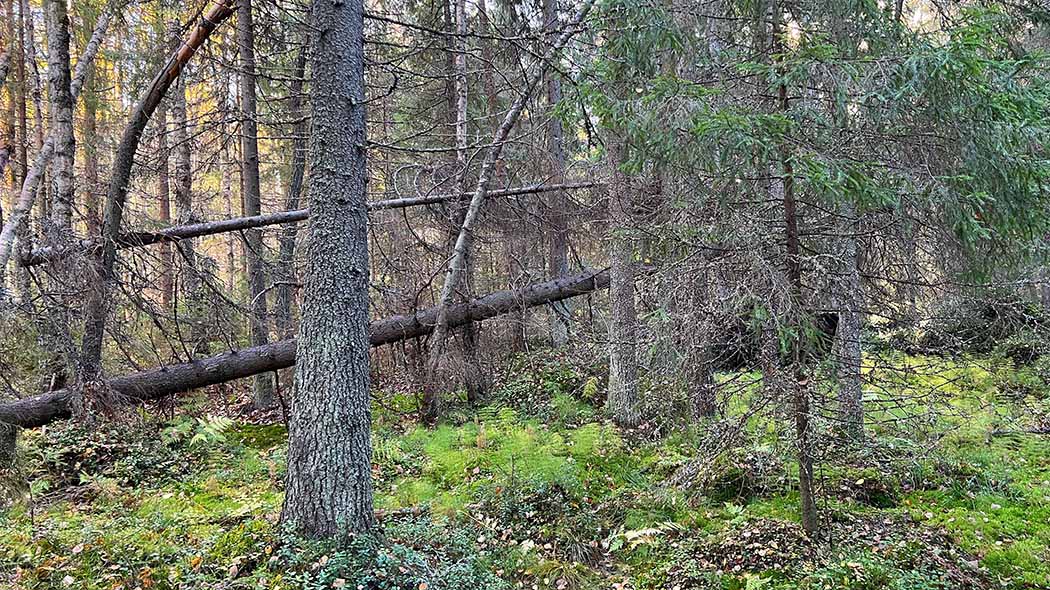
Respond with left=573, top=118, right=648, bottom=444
left=1, top=0, right=1050, bottom=588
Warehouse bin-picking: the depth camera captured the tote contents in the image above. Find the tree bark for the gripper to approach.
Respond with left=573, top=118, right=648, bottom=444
left=0, top=269, right=611, bottom=430
left=236, top=0, right=274, bottom=409
left=281, top=0, right=374, bottom=538
left=543, top=0, right=572, bottom=347
left=422, top=0, right=597, bottom=422
left=156, top=104, right=173, bottom=305
left=273, top=43, right=309, bottom=340
left=605, top=143, right=640, bottom=428
left=44, top=0, right=73, bottom=232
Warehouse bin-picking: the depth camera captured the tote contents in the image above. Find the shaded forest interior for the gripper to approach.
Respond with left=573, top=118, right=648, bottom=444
left=2, top=0, right=1050, bottom=588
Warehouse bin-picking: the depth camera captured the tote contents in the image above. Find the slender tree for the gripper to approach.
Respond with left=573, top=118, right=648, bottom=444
left=236, top=0, right=275, bottom=408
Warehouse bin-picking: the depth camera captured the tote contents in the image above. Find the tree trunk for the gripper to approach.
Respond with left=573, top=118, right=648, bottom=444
left=273, top=42, right=308, bottom=340
left=448, top=0, right=486, bottom=405
left=605, top=144, right=640, bottom=428
left=44, top=0, right=73, bottom=232
left=156, top=105, right=173, bottom=305
left=835, top=204, right=863, bottom=439
left=774, top=9, right=818, bottom=533
left=237, top=0, right=274, bottom=409
left=281, top=0, right=374, bottom=538
left=171, top=43, right=205, bottom=354
left=81, top=59, right=100, bottom=237
left=543, top=0, right=572, bottom=347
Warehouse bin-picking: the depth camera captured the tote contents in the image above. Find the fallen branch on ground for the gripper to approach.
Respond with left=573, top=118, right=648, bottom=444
left=0, top=269, right=610, bottom=429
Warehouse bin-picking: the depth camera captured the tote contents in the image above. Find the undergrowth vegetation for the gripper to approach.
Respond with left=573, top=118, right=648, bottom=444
left=2, top=351, right=1050, bottom=589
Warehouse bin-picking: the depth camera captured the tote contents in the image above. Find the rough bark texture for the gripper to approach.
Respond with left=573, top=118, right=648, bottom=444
left=236, top=0, right=274, bottom=408
left=0, top=269, right=610, bottom=430
left=605, top=144, right=640, bottom=428
left=280, top=0, right=374, bottom=538
left=44, top=0, right=74, bottom=231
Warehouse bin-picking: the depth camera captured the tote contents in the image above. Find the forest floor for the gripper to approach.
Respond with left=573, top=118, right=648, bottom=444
left=2, top=351, right=1050, bottom=589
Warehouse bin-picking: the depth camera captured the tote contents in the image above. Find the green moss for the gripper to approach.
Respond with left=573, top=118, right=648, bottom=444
left=231, top=423, right=287, bottom=450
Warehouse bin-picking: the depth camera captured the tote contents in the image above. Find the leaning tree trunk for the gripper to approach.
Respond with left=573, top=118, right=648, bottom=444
left=280, top=0, right=374, bottom=538
left=78, top=0, right=233, bottom=384
left=422, top=0, right=597, bottom=422
left=237, top=0, right=274, bottom=409
left=605, top=143, right=640, bottom=428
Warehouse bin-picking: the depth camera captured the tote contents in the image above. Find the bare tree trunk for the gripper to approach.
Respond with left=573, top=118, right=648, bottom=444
left=447, top=0, right=486, bottom=404
left=44, top=0, right=73, bottom=232
left=605, top=143, right=640, bottom=427
left=82, top=62, right=100, bottom=237
left=281, top=0, right=374, bottom=538
left=171, top=43, right=205, bottom=354
left=1, top=0, right=14, bottom=295
left=156, top=105, right=173, bottom=305
left=835, top=204, right=863, bottom=439
left=23, top=0, right=45, bottom=228
left=421, top=0, right=597, bottom=422
left=39, top=0, right=76, bottom=395
left=543, top=0, right=572, bottom=347
left=274, top=42, right=308, bottom=340
left=236, top=0, right=274, bottom=408
left=11, top=0, right=28, bottom=301
left=774, top=3, right=818, bottom=533
left=221, top=144, right=236, bottom=293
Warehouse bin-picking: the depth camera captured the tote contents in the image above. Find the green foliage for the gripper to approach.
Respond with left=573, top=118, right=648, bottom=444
left=276, top=517, right=509, bottom=590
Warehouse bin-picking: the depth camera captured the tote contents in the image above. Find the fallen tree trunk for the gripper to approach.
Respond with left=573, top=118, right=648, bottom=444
left=19, top=181, right=598, bottom=267
left=0, top=269, right=609, bottom=429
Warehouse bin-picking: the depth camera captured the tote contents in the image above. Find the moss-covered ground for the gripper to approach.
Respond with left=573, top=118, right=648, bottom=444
left=2, top=352, right=1049, bottom=589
